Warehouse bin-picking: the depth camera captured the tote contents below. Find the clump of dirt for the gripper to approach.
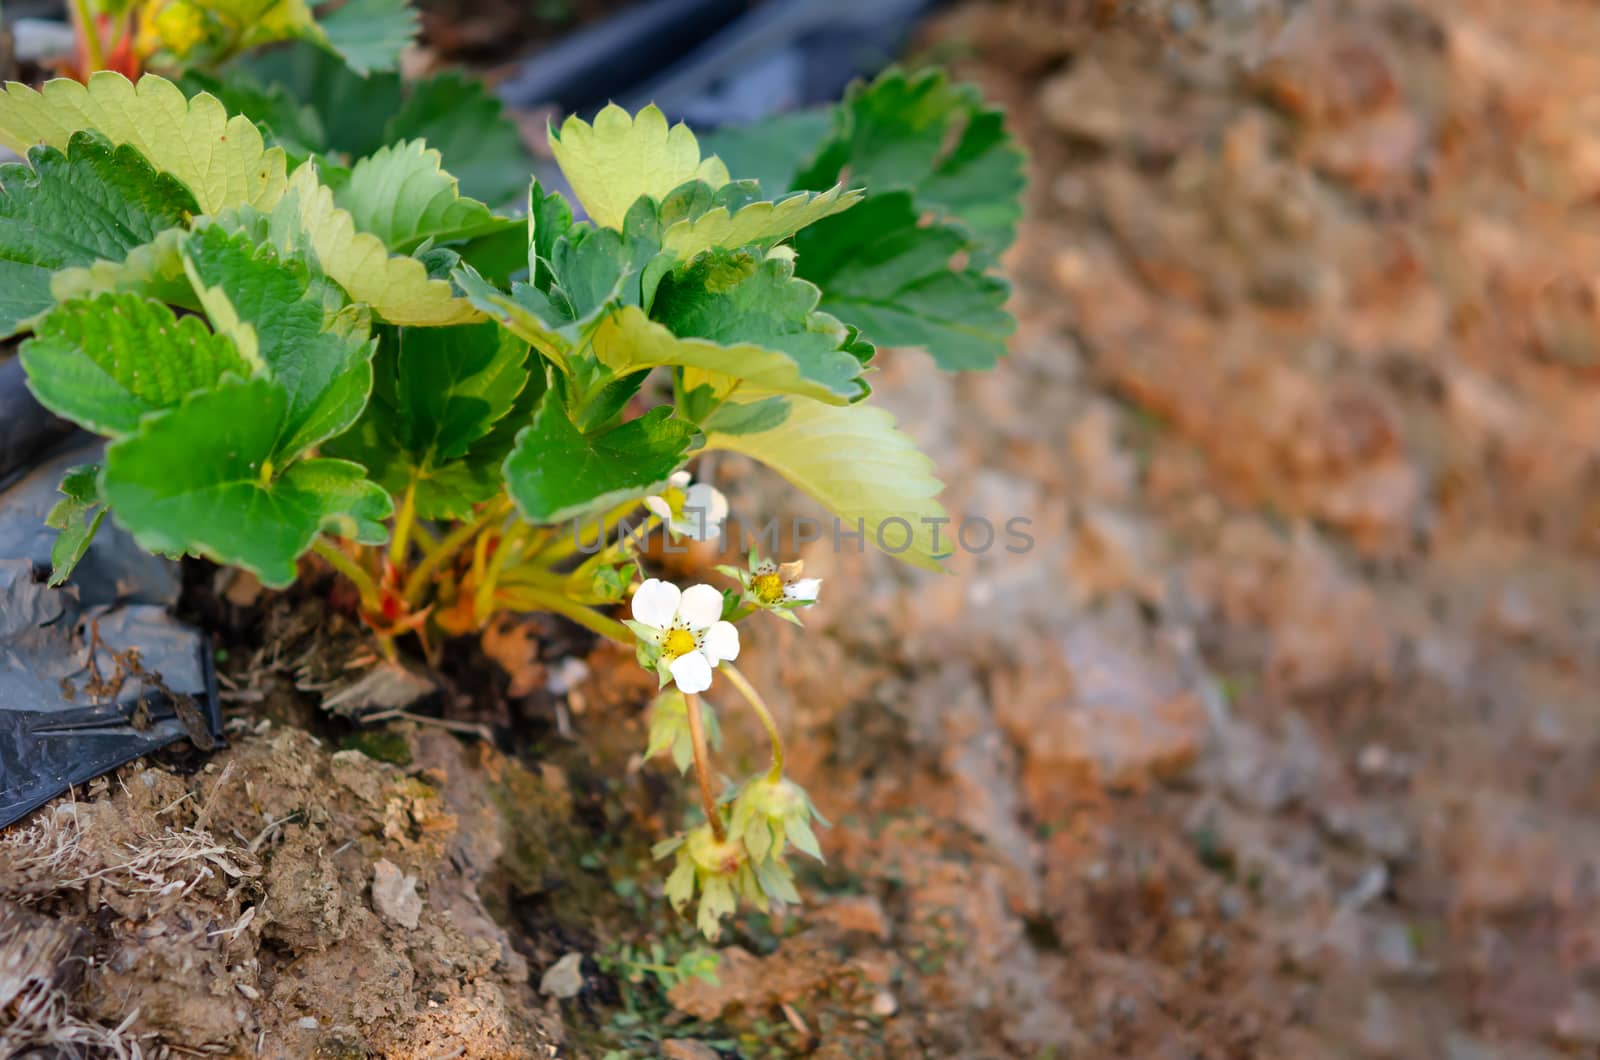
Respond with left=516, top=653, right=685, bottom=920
left=0, top=715, right=573, bottom=1058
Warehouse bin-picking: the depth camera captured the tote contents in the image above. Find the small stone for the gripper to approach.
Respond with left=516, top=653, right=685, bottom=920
left=812, top=895, right=889, bottom=940
left=661, top=1041, right=719, bottom=1060
left=1373, top=921, right=1418, bottom=975
left=296, top=1016, right=319, bottom=1029
left=1555, top=992, right=1600, bottom=1046
left=539, top=951, right=585, bottom=999
left=871, top=991, right=898, bottom=1018
left=1339, top=863, right=1389, bottom=910
left=370, top=859, right=422, bottom=930
left=546, top=657, right=590, bottom=695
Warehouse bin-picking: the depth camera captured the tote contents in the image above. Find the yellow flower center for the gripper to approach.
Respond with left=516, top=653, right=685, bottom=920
left=663, top=628, right=697, bottom=659
left=752, top=572, right=784, bottom=605
left=658, top=486, right=687, bottom=519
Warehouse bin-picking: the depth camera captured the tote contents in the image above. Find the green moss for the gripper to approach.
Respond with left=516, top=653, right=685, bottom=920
left=339, top=728, right=413, bottom=766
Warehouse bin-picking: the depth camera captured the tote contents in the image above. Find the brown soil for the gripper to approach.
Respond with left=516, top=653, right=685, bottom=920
left=7, top=0, right=1600, bottom=1056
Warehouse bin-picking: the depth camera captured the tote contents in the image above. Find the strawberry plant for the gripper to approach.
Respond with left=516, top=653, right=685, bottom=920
left=0, top=65, right=1022, bottom=937
left=62, top=0, right=417, bottom=80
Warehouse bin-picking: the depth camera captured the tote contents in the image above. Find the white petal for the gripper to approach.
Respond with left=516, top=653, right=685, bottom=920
left=701, top=621, right=740, bottom=664
left=691, top=484, right=730, bottom=524
left=643, top=495, right=672, bottom=522
left=668, top=651, right=714, bottom=694
left=680, top=484, right=727, bottom=540
left=668, top=470, right=693, bottom=488
left=678, top=584, right=724, bottom=630
left=631, top=578, right=680, bottom=629
left=785, top=578, right=822, bottom=604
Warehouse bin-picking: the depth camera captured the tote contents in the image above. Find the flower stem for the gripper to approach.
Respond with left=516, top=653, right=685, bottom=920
left=313, top=538, right=381, bottom=612
left=685, top=692, right=726, bottom=842
left=722, top=663, right=784, bottom=783
left=389, top=481, right=418, bottom=566
left=494, top=585, right=635, bottom=645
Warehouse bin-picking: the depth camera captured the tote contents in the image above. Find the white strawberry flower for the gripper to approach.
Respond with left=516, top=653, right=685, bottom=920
left=644, top=470, right=729, bottom=541
left=717, top=553, right=821, bottom=625
left=627, top=579, right=739, bottom=694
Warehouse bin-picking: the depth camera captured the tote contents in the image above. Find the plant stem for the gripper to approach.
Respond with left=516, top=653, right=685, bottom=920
left=411, top=521, right=439, bottom=554
left=313, top=538, right=381, bottom=611
left=495, top=585, right=635, bottom=645
left=473, top=522, right=527, bottom=625
left=722, top=663, right=784, bottom=783
left=389, top=481, right=418, bottom=566
left=69, top=0, right=105, bottom=72
left=685, top=692, right=725, bottom=842
left=536, top=499, right=646, bottom=565
left=403, top=499, right=509, bottom=607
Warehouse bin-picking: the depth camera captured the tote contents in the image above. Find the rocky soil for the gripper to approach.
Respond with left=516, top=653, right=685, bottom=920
left=5, top=0, right=1600, bottom=1056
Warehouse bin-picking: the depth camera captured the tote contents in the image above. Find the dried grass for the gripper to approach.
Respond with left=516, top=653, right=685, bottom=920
left=0, top=803, right=258, bottom=907
left=1, top=981, right=143, bottom=1060
left=0, top=792, right=262, bottom=1057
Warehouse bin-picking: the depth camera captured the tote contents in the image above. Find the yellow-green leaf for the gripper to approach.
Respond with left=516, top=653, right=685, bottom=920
left=549, top=103, right=729, bottom=230
left=0, top=72, right=287, bottom=214
left=281, top=163, right=479, bottom=327
left=706, top=395, right=949, bottom=570
left=590, top=306, right=858, bottom=406
left=661, top=184, right=862, bottom=261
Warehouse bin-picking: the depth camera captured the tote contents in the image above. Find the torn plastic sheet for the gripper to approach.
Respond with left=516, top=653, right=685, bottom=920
left=0, top=439, right=221, bottom=830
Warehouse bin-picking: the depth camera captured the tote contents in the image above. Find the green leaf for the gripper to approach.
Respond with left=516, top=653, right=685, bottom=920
left=235, top=47, right=532, bottom=204
left=503, top=391, right=697, bottom=523
left=331, top=139, right=512, bottom=254
left=313, top=0, right=420, bottom=76
left=706, top=394, right=949, bottom=570
left=453, top=222, right=528, bottom=288
left=660, top=183, right=861, bottom=261
left=103, top=378, right=391, bottom=587
left=237, top=43, right=398, bottom=157
left=454, top=216, right=657, bottom=371
left=798, top=67, right=1025, bottom=260
left=699, top=109, right=833, bottom=197
left=0, top=72, right=289, bottom=214
left=182, top=224, right=374, bottom=455
left=389, top=322, right=530, bottom=461
left=701, top=394, right=790, bottom=436
left=549, top=104, right=730, bottom=230
left=21, top=292, right=250, bottom=436
left=0, top=263, right=51, bottom=336
left=794, top=193, right=1013, bottom=371
left=386, top=72, right=531, bottom=206
left=528, top=180, right=573, bottom=284
left=325, top=328, right=537, bottom=520
left=49, top=228, right=196, bottom=308
left=44, top=464, right=107, bottom=587
left=455, top=266, right=574, bottom=371
left=0, top=132, right=199, bottom=335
